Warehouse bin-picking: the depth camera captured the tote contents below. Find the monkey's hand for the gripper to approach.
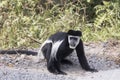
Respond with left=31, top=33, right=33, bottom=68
left=87, top=68, right=98, bottom=72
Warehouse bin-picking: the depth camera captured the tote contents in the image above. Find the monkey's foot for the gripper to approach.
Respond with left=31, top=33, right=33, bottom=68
left=87, top=68, right=98, bottom=72
left=57, top=71, right=67, bottom=75
left=61, top=59, right=73, bottom=65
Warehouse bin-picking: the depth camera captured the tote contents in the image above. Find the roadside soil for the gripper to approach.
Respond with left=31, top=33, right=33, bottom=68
left=0, top=39, right=120, bottom=80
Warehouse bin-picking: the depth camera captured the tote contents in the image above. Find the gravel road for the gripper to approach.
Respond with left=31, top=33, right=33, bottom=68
left=0, top=40, right=120, bottom=80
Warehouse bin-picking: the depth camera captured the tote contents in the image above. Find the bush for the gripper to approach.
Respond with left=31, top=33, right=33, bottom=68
left=0, top=0, right=119, bottom=49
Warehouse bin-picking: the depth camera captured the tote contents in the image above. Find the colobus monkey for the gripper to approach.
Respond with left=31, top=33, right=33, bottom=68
left=38, top=30, right=97, bottom=75
left=0, top=30, right=97, bottom=75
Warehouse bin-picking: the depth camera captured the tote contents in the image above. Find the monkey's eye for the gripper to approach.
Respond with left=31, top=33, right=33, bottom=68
left=70, top=37, right=78, bottom=41
left=68, top=35, right=80, bottom=41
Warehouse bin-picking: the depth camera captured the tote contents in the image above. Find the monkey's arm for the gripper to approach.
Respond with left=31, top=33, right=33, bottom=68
left=76, top=40, right=97, bottom=72
left=0, top=50, right=37, bottom=56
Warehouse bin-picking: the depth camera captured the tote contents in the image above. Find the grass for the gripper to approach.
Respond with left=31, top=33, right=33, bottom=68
left=0, top=0, right=120, bottom=49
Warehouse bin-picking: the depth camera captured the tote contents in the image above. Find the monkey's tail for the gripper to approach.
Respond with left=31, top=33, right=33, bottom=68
left=0, top=50, right=37, bottom=56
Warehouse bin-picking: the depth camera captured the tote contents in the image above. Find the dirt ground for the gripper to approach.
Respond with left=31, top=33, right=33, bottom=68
left=0, top=40, right=120, bottom=80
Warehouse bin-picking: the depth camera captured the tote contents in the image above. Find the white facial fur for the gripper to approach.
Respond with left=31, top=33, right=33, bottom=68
left=68, top=35, right=80, bottom=49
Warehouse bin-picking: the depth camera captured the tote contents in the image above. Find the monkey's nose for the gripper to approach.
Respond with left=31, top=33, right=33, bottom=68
left=70, top=43, right=76, bottom=47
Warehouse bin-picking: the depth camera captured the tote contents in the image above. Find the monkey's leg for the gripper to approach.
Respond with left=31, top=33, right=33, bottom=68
left=45, top=43, right=59, bottom=74
left=47, top=60, right=58, bottom=74
left=61, top=59, right=73, bottom=65
left=54, top=60, right=67, bottom=75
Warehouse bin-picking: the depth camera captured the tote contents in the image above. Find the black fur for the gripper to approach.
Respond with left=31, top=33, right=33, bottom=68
left=68, top=30, right=82, bottom=36
left=40, top=30, right=97, bottom=75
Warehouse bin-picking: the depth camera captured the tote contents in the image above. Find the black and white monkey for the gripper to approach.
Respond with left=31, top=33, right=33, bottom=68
left=37, top=30, right=97, bottom=75
left=0, top=30, right=97, bottom=75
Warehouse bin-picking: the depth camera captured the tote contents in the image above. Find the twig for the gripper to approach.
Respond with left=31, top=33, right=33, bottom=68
left=25, top=35, right=41, bottom=44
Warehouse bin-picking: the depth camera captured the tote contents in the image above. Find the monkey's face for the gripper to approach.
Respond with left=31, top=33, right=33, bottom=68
left=68, top=35, right=80, bottom=49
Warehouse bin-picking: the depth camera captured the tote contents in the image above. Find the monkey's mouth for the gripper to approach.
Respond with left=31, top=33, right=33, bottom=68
left=69, top=44, right=76, bottom=49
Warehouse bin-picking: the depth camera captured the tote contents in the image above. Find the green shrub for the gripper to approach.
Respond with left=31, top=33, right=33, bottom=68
left=0, top=0, right=120, bottom=49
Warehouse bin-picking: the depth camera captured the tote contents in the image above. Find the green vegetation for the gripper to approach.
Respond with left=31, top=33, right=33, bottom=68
left=0, top=0, right=120, bottom=49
